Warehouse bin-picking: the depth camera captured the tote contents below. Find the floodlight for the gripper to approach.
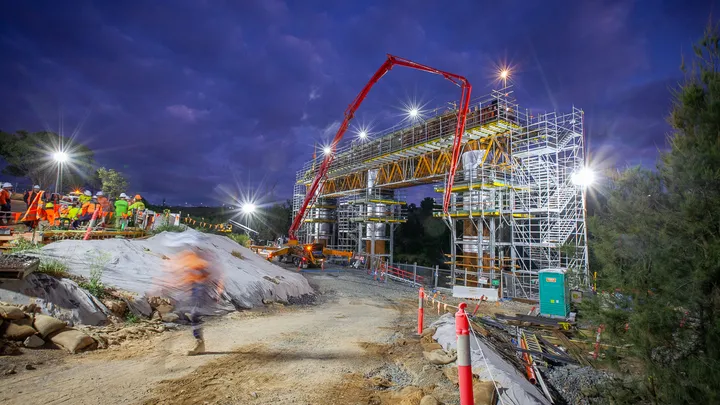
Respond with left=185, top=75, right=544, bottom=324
left=323, top=146, right=332, bottom=155
left=408, top=108, right=419, bottom=118
left=53, top=151, right=69, bottom=163
left=571, top=167, right=595, bottom=187
left=241, top=203, right=256, bottom=214
left=359, top=131, right=368, bottom=139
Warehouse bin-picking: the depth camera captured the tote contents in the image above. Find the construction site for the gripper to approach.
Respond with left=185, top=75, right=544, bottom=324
left=291, top=87, right=589, bottom=301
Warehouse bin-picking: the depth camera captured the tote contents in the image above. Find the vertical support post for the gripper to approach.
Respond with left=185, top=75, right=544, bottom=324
left=593, top=324, right=605, bottom=360
left=418, top=287, right=424, bottom=335
left=413, top=262, right=417, bottom=285
left=434, top=265, right=439, bottom=289
left=455, top=303, right=474, bottom=405
left=390, top=223, right=395, bottom=267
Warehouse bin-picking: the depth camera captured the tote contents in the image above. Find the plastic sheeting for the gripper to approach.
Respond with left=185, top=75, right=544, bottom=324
left=0, top=273, right=109, bottom=326
left=3, top=230, right=313, bottom=324
left=431, top=314, right=551, bottom=405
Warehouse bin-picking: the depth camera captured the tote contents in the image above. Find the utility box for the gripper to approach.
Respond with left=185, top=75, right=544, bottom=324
left=538, top=268, right=569, bottom=318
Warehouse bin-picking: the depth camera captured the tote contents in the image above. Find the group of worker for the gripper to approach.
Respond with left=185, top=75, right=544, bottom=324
left=0, top=182, right=147, bottom=231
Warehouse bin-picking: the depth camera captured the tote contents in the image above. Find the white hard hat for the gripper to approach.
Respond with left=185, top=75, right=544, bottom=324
left=2, top=182, right=11, bottom=188
left=119, top=193, right=128, bottom=199
left=84, top=190, right=92, bottom=196
left=95, top=191, right=104, bottom=196
left=33, top=185, right=40, bottom=189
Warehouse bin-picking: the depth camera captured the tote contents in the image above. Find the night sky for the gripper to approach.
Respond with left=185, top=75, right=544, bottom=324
left=0, top=0, right=714, bottom=206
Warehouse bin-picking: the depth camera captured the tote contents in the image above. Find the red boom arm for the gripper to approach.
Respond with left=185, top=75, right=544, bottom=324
left=288, top=54, right=472, bottom=242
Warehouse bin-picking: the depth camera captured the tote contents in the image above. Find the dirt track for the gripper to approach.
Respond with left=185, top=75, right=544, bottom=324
left=0, top=271, right=460, bottom=404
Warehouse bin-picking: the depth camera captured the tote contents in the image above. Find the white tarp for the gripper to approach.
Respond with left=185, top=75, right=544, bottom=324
left=431, top=314, right=551, bottom=405
left=1, top=229, right=313, bottom=324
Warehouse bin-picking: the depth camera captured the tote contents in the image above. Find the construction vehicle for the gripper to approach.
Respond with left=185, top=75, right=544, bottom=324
left=250, top=241, right=353, bottom=269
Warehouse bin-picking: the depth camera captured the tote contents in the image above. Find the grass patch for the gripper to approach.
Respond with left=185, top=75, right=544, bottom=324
left=151, top=224, right=188, bottom=234
left=227, top=233, right=251, bottom=247
left=9, top=237, right=40, bottom=254
left=37, top=259, right=70, bottom=278
left=78, top=251, right=112, bottom=299
left=125, top=311, right=139, bottom=324
left=231, top=250, right=244, bottom=259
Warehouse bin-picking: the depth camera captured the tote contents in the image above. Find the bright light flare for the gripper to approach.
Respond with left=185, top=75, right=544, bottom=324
left=53, top=151, right=69, bottom=163
left=241, top=203, right=256, bottom=214
left=322, top=146, right=332, bottom=155
left=499, top=69, right=509, bottom=80
left=359, top=130, right=368, bottom=139
left=571, top=167, right=596, bottom=187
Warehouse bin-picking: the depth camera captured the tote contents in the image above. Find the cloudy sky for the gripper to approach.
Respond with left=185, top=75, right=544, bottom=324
left=0, top=0, right=714, bottom=205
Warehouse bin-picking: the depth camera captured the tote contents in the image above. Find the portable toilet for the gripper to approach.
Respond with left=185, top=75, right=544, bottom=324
left=538, top=268, right=569, bottom=318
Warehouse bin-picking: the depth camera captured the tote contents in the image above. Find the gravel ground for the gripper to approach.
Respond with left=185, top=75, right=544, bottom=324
left=544, top=365, right=614, bottom=405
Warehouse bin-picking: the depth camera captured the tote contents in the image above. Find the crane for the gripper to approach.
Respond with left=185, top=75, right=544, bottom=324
left=288, top=54, right=472, bottom=243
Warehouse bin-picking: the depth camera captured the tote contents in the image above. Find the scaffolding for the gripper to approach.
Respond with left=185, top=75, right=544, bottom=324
left=292, top=88, right=588, bottom=300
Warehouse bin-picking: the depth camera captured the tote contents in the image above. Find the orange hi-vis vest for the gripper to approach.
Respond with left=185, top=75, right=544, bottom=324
left=81, top=201, right=98, bottom=216
left=0, top=189, right=10, bottom=205
left=20, top=190, right=44, bottom=222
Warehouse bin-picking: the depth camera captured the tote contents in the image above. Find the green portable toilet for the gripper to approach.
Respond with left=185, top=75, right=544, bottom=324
left=538, top=268, right=569, bottom=318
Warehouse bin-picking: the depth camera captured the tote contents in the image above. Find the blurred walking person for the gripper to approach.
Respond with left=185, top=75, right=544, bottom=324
left=163, top=232, right=224, bottom=356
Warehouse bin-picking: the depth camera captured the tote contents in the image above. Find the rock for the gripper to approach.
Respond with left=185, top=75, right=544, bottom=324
left=423, top=349, right=457, bottom=365
left=0, top=305, right=25, bottom=320
left=421, top=342, right=443, bottom=352
left=419, top=396, right=440, bottom=405
left=3, top=366, right=16, bottom=376
left=33, top=314, right=67, bottom=338
left=147, top=296, right=171, bottom=309
left=473, top=380, right=497, bottom=405
left=151, top=311, right=161, bottom=320
left=398, top=386, right=424, bottom=405
left=101, top=299, right=128, bottom=317
left=160, top=312, right=179, bottom=323
left=369, top=376, right=393, bottom=388
left=123, top=297, right=152, bottom=317
left=23, top=334, right=45, bottom=348
left=156, top=304, right=173, bottom=315
left=443, top=366, right=459, bottom=385
left=25, top=364, right=36, bottom=370
left=420, top=327, right=437, bottom=338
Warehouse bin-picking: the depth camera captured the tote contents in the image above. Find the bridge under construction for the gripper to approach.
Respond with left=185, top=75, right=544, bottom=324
left=290, top=58, right=588, bottom=300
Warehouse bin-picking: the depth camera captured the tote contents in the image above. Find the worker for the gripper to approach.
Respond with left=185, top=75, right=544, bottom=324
left=0, top=183, right=12, bottom=225
left=20, top=185, right=44, bottom=231
left=67, top=201, right=81, bottom=222
left=114, top=193, right=129, bottom=229
left=163, top=232, right=224, bottom=356
left=96, top=191, right=112, bottom=226
left=128, top=194, right=145, bottom=227
left=79, top=190, right=92, bottom=204
left=72, top=193, right=100, bottom=229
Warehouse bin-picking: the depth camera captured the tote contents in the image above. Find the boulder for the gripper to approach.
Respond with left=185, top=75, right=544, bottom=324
left=23, top=334, right=45, bottom=348
left=398, top=386, right=424, bottom=405
left=423, top=349, right=457, bottom=365
left=419, top=396, right=440, bottom=405
left=33, top=314, right=67, bottom=338
left=0, top=305, right=25, bottom=320
left=101, top=299, right=127, bottom=317
left=160, top=312, right=179, bottom=323
left=156, top=304, right=173, bottom=315
left=49, top=328, right=96, bottom=353
left=443, top=366, right=459, bottom=385
left=2, top=322, right=37, bottom=340
left=123, top=296, right=152, bottom=317
left=473, top=380, right=497, bottom=405
left=421, top=342, right=443, bottom=352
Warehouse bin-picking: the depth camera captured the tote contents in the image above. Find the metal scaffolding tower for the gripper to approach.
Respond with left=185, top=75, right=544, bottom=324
left=292, top=88, right=588, bottom=300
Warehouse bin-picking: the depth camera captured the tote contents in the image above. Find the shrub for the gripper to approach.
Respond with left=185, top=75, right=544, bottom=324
left=151, top=224, right=187, bottom=234
left=227, top=233, right=251, bottom=247
left=231, top=250, right=244, bottom=259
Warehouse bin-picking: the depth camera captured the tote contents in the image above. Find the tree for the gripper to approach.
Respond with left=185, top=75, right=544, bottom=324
left=96, top=167, right=129, bottom=199
left=587, top=23, right=720, bottom=404
left=0, top=130, right=96, bottom=191
left=253, top=200, right=292, bottom=242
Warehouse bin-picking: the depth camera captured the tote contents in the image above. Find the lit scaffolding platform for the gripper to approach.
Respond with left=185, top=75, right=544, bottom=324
left=292, top=88, right=588, bottom=300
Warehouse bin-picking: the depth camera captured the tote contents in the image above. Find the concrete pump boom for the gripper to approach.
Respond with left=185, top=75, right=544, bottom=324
left=288, top=54, right=472, bottom=243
